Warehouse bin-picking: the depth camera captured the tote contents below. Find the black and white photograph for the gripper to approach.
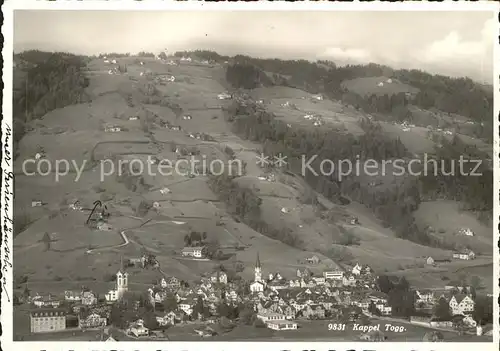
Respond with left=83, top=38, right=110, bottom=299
left=2, top=2, right=498, bottom=349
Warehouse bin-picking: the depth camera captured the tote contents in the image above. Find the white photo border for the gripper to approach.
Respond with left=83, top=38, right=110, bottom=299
left=1, top=1, right=498, bottom=351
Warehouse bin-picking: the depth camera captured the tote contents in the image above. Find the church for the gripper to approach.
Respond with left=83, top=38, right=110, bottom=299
left=250, top=253, right=266, bottom=293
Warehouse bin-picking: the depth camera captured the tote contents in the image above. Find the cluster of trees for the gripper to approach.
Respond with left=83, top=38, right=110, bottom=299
left=377, top=275, right=415, bottom=318
left=208, top=174, right=303, bottom=249
left=226, top=63, right=273, bottom=90
left=137, top=51, right=155, bottom=58
left=218, top=52, right=492, bottom=129
left=224, top=98, right=492, bottom=248
left=13, top=50, right=91, bottom=156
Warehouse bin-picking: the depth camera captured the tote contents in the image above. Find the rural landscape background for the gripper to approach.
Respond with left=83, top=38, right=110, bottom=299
left=11, top=10, right=494, bottom=343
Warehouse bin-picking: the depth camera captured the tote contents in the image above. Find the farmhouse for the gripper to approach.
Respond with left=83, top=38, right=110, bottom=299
left=217, top=92, right=232, bottom=100
left=128, top=319, right=149, bottom=337
left=210, top=271, right=228, bottom=284
left=30, top=308, right=66, bottom=333
left=449, top=294, right=475, bottom=316
left=31, top=200, right=43, bottom=207
left=458, top=228, right=474, bottom=236
left=452, top=250, right=475, bottom=260
left=352, top=263, right=363, bottom=276
left=306, top=255, right=320, bottom=265
left=32, top=294, right=61, bottom=308
left=181, top=246, right=206, bottom=258
left=104, top=125, right=122, bottom=133
left=78, top=312, right=107, bottom=329
left=266, top=320, right=298, bottom=331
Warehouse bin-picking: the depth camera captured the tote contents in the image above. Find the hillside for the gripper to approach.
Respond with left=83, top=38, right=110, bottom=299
left=13, top=50, right=493, bottom=297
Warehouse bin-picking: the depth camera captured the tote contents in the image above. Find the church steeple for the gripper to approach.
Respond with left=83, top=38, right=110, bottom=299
left=256, top=252, right=261, bottom=269
left=254, top=253, right=262, bottom=282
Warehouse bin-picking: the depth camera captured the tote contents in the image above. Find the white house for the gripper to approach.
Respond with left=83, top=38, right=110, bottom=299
left=449, top=295, right=475, bottom=316
left=426, top=256, right=435, bottom=265
left=323, top=271, right=344, bottom=280
left=352, top=263, right=362, bottom=276
left=463, top=315, right=478, bottom=327
left=458, top=228, right=474, bottom=236
left=257, top=312, right=287, bottom=322
left=104, top=126, right=121, bottom=133
left=32, top=201, right=43, bottom=207
left=217, top=92, right=232, bottom=100
left=64, top=291, right=82, bottom=302
left=376, top=303, right=392, bottom=316
left=453, top=250, right=475, bottom=260
left=181, top=246, right=206, bottom=258
left=129, top=320, right=149, bottom=337
left=342, top=275, right=357, bottom=287
left=266, top=320, right=298, bottom=331
left=415, top=290, right=434, bottom=304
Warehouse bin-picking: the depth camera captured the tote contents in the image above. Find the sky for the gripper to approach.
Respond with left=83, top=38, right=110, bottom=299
left=14, top=10, right=495, bottom=83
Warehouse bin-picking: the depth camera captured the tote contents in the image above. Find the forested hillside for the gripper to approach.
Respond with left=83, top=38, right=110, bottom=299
left=13, top=50, right=91, bottom=156
left=223, top=96, right=492, bottom=250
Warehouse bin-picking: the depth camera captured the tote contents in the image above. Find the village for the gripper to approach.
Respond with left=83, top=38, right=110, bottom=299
left=15, top=248, right=493, bottom=341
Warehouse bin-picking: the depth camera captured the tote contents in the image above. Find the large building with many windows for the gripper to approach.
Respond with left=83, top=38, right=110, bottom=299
left=30, top=308, right=66, bottom=333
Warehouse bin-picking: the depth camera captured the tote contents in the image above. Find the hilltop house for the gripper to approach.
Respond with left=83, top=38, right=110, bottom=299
left=31, top=200, right=43, bottom=207
left=217, top=92, right=232, bottom=100
left=458, top=228, right=474, bottom=236
left=104, top=125, right=122, bottom=133
left=181, top=246, right=206, bottom=259
left=426, top=257, right=435, bottom=265
left=452, top=250, right=475, bottom=260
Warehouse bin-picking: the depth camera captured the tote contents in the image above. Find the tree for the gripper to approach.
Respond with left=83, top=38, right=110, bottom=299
left=239, top=307, right=255, bottom=325
left=469, top=276, right=482, bottom=290
left=217, top=303, right=231, bottom=318
left=473, top=295, right=493, bottom=325
left=163, top=294, right=178, bottom=312
left=190, top=231, right=202, bottom=244
left=192, top=296, right=205, bottom=320
left=41, top=232, right=51, bottom=251
left=433, top=297, right=452, bottom=320
left=368, top=301, right=379, bottom=315
left=22, top=285, right=30, bottom=300
left=206, top=239, right=221, bottom=259
left=184, top=234, right=192, bottom=247
left=109, top=304, right=127, bottom=329
left=158, top=51, right=168, bottom=60
left=377, top=275, right=394, bottom=294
